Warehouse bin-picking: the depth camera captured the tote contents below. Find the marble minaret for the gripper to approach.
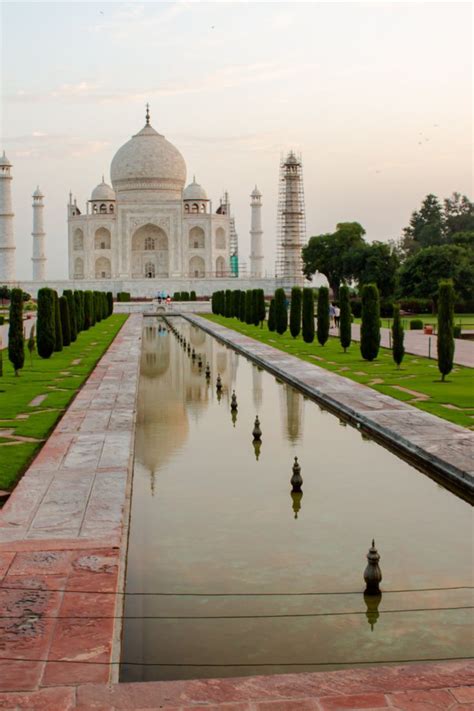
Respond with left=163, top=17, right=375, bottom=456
left=0, top=152, right=15, bottom=282
left=249, top=186, right=264, bottom=278
left=31, top=187, right=47, bottom=281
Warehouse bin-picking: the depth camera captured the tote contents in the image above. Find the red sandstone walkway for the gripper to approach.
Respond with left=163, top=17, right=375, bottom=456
left=0, top=313, right=472, bottom=710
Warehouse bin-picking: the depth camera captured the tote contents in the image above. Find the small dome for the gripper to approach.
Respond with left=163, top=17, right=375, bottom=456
left=0, top=151, right=12, bottom=167
left=251, top=185, right=261, bottom=198
left=33, top=186, right=44, bottom=198
left=91, top=178, right=115, bottom=202
left=183, top=177, right=208, bottom=201
left=110, top=119, right=186, bottom=195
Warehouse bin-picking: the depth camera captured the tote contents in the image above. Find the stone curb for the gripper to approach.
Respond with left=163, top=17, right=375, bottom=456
left=184, top=315, right=473, bottom=502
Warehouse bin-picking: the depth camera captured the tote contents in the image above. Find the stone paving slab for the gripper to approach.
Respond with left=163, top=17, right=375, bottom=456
left=0, top=315, right=142, bottom=694
left=186, top=315, right=473, bottom=499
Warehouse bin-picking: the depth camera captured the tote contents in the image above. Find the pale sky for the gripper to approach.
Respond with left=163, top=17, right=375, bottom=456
left=1, top=1, right=472, bottom=280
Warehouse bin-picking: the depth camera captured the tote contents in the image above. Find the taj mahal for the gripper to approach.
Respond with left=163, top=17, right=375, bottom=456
left=0, top=106, right=307, bottom=296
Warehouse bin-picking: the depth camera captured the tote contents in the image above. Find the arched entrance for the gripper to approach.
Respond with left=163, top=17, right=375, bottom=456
left=189, top=255, right=205, bottom=278
left=131, top=224, right=169, bottom=278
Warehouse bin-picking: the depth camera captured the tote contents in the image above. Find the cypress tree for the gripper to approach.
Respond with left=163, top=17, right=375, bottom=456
left=79, top=291, right=85, bottom=329
left=392, top=304, right=405, bottom=368
left=289, top=287, right=302, bottom=338
left=252, top=289, right=260, bottom=326
left=360, top=283, right=380, bottom=361
left=63, top=290, right=77, bottom=341
left=8, top=288, right=24, bottom=376
left=244, top=290, right=253, bottom=324
left=339, top=284, right=351, bottom=353
left=27, top=323, right=36, bottom=365
left=316, top=286, right=329, bottom=346
left=225, top=289, right=233, bottom=317
left=107, top=291, right=113, bottom=317
left=268, top=298, right=276, bottom=332
left=257, top=289, right=266, bottom=325
left=95, top=291, right=102, bottom=322
left=37, top=287, right=56, bottom=358
left=437, top=280, right=455, bottom=382
left=84, top=291, right=93, bottom=330
left=53, top=291, right=63, bottom=352
left=0, top=345, right=2, bottom=376
left=74, top=291, right=82, bottom=332
left=302, top=287, right=315, bottom=343
left=190, top=290, right=197, bottom=301
left=232, top=290, right=240, bottom=318
left=275, top=288, right=288, bottom=335
left=59, top=295, right=71, bottom=346
left=239, top=290, right=246, bottom=321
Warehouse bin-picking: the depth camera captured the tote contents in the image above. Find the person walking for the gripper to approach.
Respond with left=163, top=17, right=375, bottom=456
left=329, top=302, right=336, bottom=328
left=334, top=304, right=340, bottom=328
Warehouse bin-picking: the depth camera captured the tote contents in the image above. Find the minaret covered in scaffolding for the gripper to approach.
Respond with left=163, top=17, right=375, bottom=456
left=275, top=151, right=306, bottom=285
left=217, top=191, right=239, bottom=277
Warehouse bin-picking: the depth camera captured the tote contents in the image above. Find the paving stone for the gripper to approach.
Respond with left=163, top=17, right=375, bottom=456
left=386, top=688, right=456, bottom=709
left=317, top=693, right=388, bottom=709
left=450, top=687, right=474, bottom=703
left=0, top=686, right=75, bottom=709
left=7, top=551, right=72, bottom=576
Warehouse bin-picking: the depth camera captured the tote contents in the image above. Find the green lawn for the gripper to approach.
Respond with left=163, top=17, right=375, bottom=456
left=352, top=313, right=474, bottom=331
left=0, top=314, right=128, bottom=491
left=204, top=315, right=474, bottom=430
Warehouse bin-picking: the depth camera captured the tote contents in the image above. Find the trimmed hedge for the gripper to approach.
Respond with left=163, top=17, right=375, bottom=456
left=409, top=319, right=423, bottom=330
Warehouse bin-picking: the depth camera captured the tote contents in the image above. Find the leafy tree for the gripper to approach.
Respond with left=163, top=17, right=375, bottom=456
left=84, top=291, right=93, bottom=330
left=302, top=222, right=366, bottom=298
left=302, top=288, right=314, bottom=343
left=59, top=295, right=71, bottom=347
left=443, top=192, right=474, bottom=240
left=391, top=304, right=405, bottom=368
left=0, top=285, right=11, bottom=304
left=401, top=194, right=444, bottom=253
left=339, top=284, right=351, bottom=353
left=8, top=288, right=24, bottom=376
left=245, top=290, right=253, bottom=324
left=27, top=324, right=36, bottom=365
left=346, top=241, right=400, bottom=298
left=63, top=290, right=77, bottom=341
left=239, top=290, right=246, bottom=321
left=53, top=291, right=63, bottom=352
left=274, top=288, right=288, bottom=335
left=316, top=286, right=329, bottom=346
left=437, top=280, right=455, bottom=381
left=398, top=244, right=473, bottom=302
left=289, top=287, right=302, bottom=338
left=360, top=283, right=380, bottom=361
left=268, top=298, right=276, bottom=332
left=37, top=288, right=56, bottom=359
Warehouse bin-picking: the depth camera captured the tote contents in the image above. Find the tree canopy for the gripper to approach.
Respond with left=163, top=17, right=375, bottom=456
left=398, top=244, right=474, bottom=302
left=302, top=222, right=366, bottom=298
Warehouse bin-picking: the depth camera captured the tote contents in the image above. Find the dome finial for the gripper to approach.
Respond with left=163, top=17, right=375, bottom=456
left=145, top=103, right=150, bottom=125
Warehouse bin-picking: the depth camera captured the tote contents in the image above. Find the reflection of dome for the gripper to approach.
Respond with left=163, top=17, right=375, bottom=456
left=91, top=178, right=115, bottom=201
left=110, top=119, right=186, bottom=195
left=183, top=177, right=208, bottom=201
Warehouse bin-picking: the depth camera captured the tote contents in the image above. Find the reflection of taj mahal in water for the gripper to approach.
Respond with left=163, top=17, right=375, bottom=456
left=68, top=107, right=239, bottom=282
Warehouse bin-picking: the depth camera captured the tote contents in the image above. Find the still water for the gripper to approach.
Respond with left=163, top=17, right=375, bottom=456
left=120, top=318, right=473, bottom=682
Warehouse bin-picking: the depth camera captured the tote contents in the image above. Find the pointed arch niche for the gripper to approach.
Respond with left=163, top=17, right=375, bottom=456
left=131, top=224, right=169, bottom=278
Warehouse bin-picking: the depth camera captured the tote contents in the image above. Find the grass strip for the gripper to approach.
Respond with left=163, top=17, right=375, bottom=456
left=203, top=315, right=474, bottom=430
left=0, top=314, right=128, bottom=490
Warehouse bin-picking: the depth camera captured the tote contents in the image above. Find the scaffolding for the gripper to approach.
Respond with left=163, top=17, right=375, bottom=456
left=217, top=191, right=239, bottom=277
left=275, top=151, right=306, bottom=282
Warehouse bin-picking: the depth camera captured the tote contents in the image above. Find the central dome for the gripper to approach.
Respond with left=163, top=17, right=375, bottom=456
left=110, top=121, right=186, bottom=198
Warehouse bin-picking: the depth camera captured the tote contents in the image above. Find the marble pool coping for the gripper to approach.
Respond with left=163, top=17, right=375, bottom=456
left=185, top=314, right=473, bottom=501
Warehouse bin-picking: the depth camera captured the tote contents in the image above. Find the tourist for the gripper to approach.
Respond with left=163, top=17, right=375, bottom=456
left=329, top=302, right=336, bottom=328
left=334, top=304, right=340, bottom=328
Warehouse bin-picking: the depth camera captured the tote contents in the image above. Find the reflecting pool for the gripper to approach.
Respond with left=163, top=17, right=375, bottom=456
left=120, top=318, right=473, bottom=682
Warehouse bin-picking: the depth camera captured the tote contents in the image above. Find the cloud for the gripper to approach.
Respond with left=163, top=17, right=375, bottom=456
left=4, top=132, right=110, bottom=160
left=5, top=60, right=318, bottom=106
